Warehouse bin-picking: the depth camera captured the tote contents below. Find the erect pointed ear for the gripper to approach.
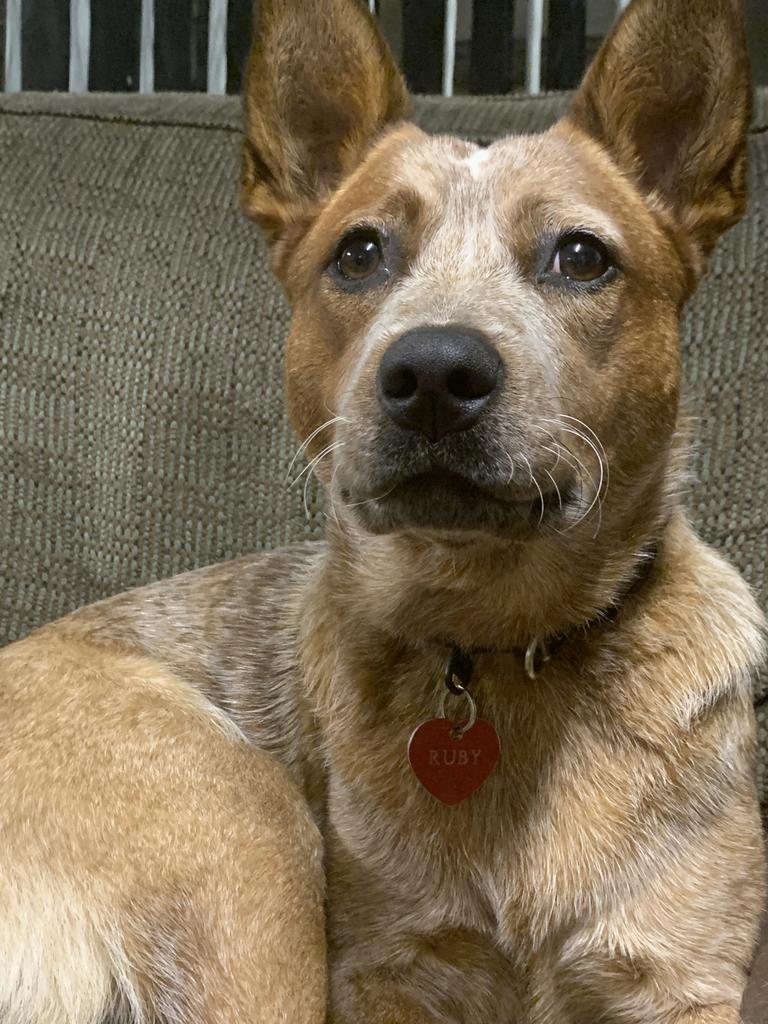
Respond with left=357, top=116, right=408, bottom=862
left=241, top=0, right=412, bottom=245
left=566, top=0, right=752, bottom=272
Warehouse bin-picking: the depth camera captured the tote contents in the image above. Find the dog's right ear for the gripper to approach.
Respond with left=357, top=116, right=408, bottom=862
left=242, top=0, right=411, bottom=246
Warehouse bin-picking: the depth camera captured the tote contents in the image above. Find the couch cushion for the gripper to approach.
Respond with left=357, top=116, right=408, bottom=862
left=0, top=90, right=766, bottom=798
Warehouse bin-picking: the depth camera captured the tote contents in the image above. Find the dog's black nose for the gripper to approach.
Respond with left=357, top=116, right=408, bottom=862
left=377, top=327, right=503, bottom=442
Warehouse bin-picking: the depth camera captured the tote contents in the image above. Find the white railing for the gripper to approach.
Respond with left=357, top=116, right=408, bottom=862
left=4, top=0, right=22, bottom=92
left=207, top=0, right=227, bottom=95
left=69, top=0, right=90, bottom=93
left=525, top=0, right=545, bottom=95
left=3, top=0, right=631, bottom=98
left=139, top=0, right=154, bottom=93
left=442, top=0, right=459, bottom=98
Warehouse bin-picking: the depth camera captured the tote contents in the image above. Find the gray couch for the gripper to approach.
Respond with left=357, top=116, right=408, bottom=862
left=1, top=90, right=766, bottom=1018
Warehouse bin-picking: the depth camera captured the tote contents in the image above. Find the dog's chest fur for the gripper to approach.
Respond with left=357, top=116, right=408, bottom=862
left=57, top=518, right=763, bottom=1021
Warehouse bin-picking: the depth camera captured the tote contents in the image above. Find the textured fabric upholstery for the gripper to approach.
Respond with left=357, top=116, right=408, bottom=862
left=0, top=88, right=767, bottom=1018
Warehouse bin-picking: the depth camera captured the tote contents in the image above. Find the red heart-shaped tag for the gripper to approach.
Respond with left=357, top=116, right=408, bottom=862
left=408, top=718, right=500, bottom=805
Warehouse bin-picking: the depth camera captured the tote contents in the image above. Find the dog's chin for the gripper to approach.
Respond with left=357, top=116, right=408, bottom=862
left=340, top=471, right=565, bottom=538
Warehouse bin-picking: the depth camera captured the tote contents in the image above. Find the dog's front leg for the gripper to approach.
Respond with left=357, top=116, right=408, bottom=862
left=670, top=1010, right=741, bottom=1024
left=328, top=925, right=526, bottom=1024
left=329, top=971, right=445, bottom=1024
left=529, top=965, right=746, bottom=1024
left=528, top=914, right=753, bottom=1024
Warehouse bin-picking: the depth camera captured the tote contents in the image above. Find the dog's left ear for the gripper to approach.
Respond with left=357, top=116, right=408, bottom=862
left=242, top=0, right=411, bottom=245
left=566, top=0, right=752, bottom=274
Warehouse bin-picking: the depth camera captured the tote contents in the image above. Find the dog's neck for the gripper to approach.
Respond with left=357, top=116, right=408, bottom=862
left=323, top=514, right=665, bottom=655
left=321, top=436, right=681, bottom=654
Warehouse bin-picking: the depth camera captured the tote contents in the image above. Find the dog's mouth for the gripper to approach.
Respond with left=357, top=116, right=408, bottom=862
left=340, top=469, right=570, bottom=535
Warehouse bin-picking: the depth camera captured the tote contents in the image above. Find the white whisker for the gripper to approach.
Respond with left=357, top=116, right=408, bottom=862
left=551, top=433, right=595, bottom=492
left=520, top=453, right=545, bottom=527
left=286, top=414, right=348, bottom=481
left=325, top=460, right=344, bottom=530
left=557, top=414, right=610, bottom=493
left=541, top=442, right=562, bottom=474
left=290, top=439, right=343, bottom=488
left=540, top=428, right=588, bottom=488
left=554, top=425, right=604, bottom=535
left=343, top=482, right=398, bottom=510
left=301, top=440, right=345, bottom=519
left=543, top=467, right=562, bottom=510
left=539, top=415, right=608, bottom=538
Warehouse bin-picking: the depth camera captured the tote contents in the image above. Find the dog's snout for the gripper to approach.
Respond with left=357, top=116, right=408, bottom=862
left=377, top=327, right=503, bottom=442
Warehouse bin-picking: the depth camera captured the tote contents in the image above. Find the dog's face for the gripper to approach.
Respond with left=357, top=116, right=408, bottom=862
left=243, top=0, right=750, bottom=548
left=279, top=125, right=680, bottom=539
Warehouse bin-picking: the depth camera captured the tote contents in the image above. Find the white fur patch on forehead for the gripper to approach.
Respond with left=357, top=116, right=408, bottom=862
left=457, top=132, right=627, bottom=248
left=426, top=133, right=531, bottom=183
left=464, top=145, right=494, bottom=178
left=392, top=133, right=475, bottom=181
left=372, top=131, right=541, bottom=211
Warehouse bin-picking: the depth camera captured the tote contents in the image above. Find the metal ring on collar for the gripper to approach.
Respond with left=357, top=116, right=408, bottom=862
left=438, top=687, right=478, bottom=735
left=524, top=636, right=549, bottom=679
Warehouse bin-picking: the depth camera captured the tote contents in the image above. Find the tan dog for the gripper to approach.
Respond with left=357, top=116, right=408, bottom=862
left=1, top=0, right=764, bottom=1021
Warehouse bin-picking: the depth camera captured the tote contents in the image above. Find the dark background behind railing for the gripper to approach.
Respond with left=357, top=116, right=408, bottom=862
left=1, top=0, right=767, bottom=95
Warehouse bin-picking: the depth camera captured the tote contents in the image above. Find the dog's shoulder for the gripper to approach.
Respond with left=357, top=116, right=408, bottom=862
left=661, top=515, right=765, bottom=684
left=24, top=542, right=327, bottom=772
left=56, top=540, right=325, bottom=648
left=610, top=515, right=765, bottom=754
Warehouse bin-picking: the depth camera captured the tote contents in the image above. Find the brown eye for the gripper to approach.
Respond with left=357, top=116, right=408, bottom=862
left=552, top=236, right=611, bottom=282
left=336, top=232, right=382, bottom=281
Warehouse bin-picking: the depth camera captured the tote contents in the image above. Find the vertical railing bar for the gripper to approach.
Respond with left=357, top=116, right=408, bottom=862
left=69, top=0, right=91, bottom=92
left=442, top=0, right=458, bottom=97
left=618, top=0, right=631, bottom=8
left=368, top=0, right=376, bottom=13
left=140, top=0, right=155, bottom=93
left=526, top=0, right=545, bottom=95
left=207, top=0, right=228, bottom=95
left=4, top=0, right=22, bottom=91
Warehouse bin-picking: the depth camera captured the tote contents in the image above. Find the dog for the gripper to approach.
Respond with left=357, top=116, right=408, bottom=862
left=0, top=0, right=764, bottom=1021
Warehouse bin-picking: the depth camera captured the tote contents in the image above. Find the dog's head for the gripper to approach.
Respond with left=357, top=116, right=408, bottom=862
left=242, top=0, right=750, bottom=553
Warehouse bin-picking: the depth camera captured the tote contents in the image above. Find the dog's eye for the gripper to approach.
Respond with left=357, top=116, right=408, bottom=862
left=336, top=232, right=382, bottom=281
left=551, top=235, right=611, bottom=282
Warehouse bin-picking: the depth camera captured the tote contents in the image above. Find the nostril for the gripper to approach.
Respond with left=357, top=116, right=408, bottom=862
left=377, top=326, right=504, bottom=441
left=446, top=365, right=498, bottom=401
left=383, top=366, right=418, bottom=400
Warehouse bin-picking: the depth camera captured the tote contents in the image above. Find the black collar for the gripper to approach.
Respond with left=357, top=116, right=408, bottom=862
left=435, top=542, right=659, bottom=692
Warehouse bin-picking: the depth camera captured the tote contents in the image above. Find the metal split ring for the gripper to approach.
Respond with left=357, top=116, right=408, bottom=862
left=524, top=636, right=550, bottom=680
left=439, top=687, right=478, bottom=736
left=444, top=646, right=474, bottom=695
